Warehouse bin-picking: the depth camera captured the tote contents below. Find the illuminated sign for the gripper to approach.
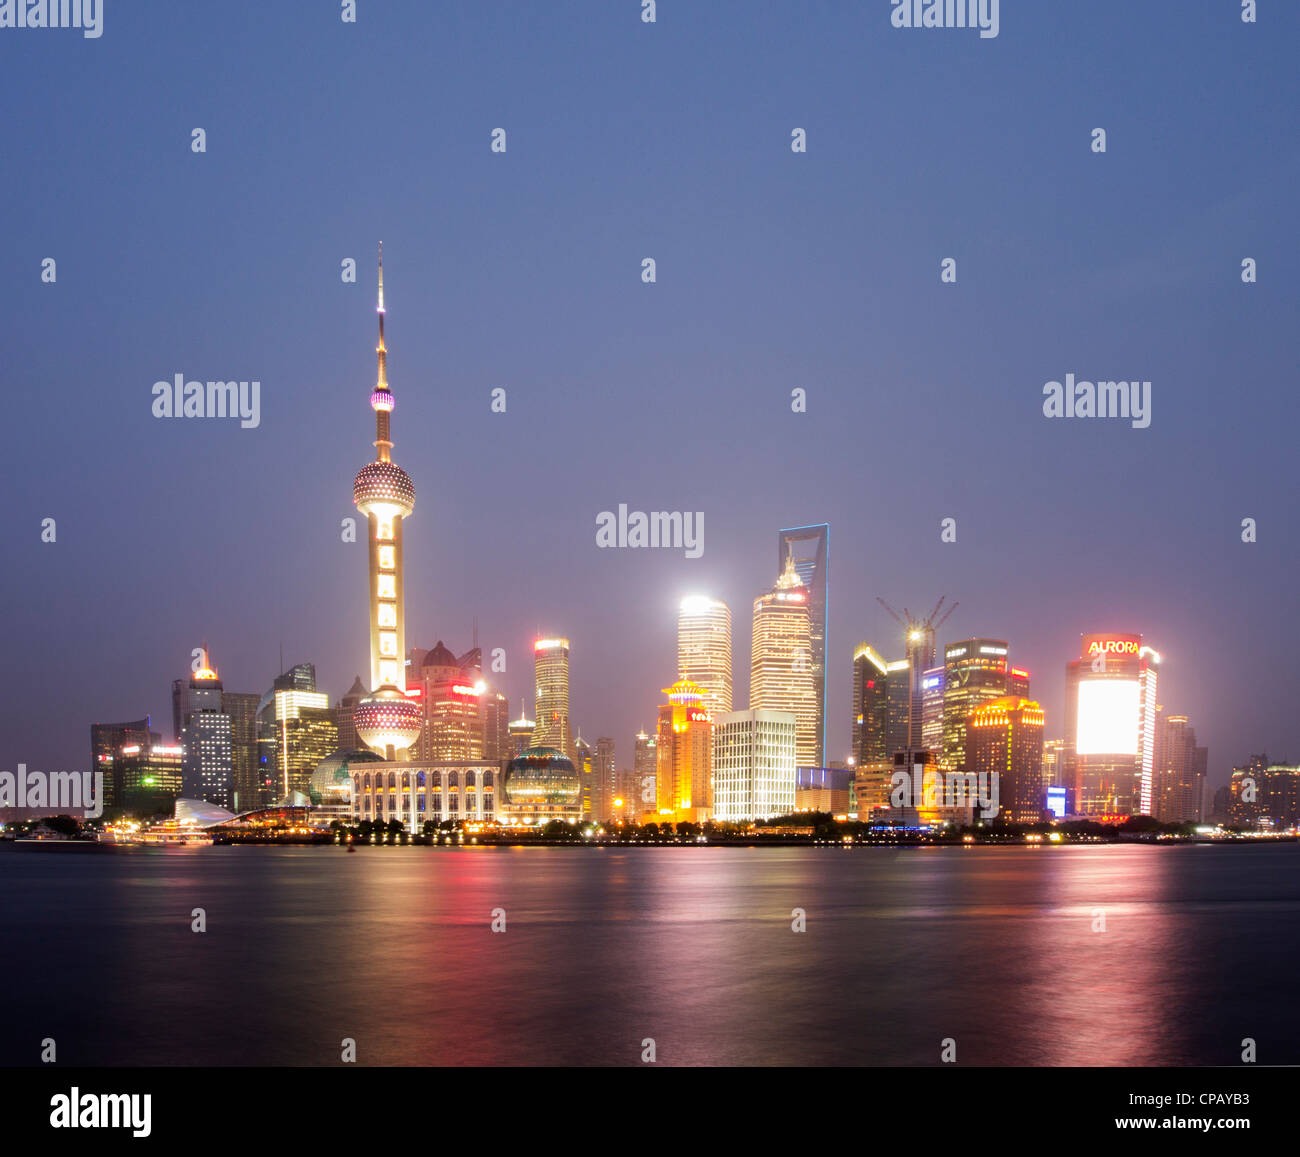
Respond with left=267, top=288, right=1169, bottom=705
left=686, top=710, right=711, bottom=723
left=1076, top=679, right=1139, bottom=755
left=1082, top=633, right=1140, bottom=659
left=979, top=646, right=1007, bottom=656
left=1046, top=787, right=1067, bottom=818
left=946, top=646, right=967, bottom=658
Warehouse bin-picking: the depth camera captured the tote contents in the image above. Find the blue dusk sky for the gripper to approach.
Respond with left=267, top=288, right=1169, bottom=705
left=2, top=1, right=1298, bottom=785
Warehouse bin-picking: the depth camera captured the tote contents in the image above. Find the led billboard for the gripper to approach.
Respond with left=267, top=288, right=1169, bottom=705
left=1076, top=679, right=1139, bottom=755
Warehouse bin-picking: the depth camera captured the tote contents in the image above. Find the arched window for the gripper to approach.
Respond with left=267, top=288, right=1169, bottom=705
left=448, top=772, right=459, bottom=788
left=483, top=770, right=494, bottom=787
left=387, top=772, right=397, bottom=789
left=363, top=773, right=372, bottom=789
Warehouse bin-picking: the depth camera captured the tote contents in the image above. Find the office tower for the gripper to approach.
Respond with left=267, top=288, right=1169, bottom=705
left=653, top=679, right=714, bottom=822
left=1008, top=667, right=1030, bottom=698
left=1228, top=757, right=1300, bottom=829
left=221, top=690, right=261, bottom=813
left=885, top=659, right=911, bottom=757
left=335, top=675, right=368, bottom=752
left=711, top=709, right=797, bottom=823
left=966, top=696, right=1046, bottom=823
left=482, top=688, right=511, bottom=763
left=351, top=246, right=422, bottom=760
left=533, top=637, right=575, bottom=765
left=921, top=666, right=945, bottom=755
left=593, top=736, right=616, bottom=821
left=751, top=555, right=818, bottom=767
left=852, top=761, right=894, bottom=823
left=573, top=734, right=594, bottom=818
left=508, top=704, right=536, bottom=758
left=941, top=639, right=1009, bottom=771
left=677, top=596, right=733, bottom=714
left=633, top=729, right=657, bottom=811
left=778, top=525, right=828, bottom=765
left=114, top=741, right=184, bottom=817
left=1063, top=633, right=1161, bottom=818
left=180, top=649, right=233, bottom=809
left=171, top=678, right=190, bottom=744
left=411, top=641, right=484, bottom=761
left=851, top=644, right=891, bottom=765
left=1041, top=738, right=1066, bottom=790
left=90, top=718, right=156, bottom=811
left=1155, top=715, right=1207, bottom=824
left=258, top=665, right=339, bottom=801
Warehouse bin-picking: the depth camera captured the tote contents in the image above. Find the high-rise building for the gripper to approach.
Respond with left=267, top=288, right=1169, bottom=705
left=633, top=729, right=657, bottom=813
left=114, top=742, right=184, bottom=817
left=1064, top=633, right=1161, bottom=818
left=335, top=675, right=368, bottom=752
left=180, top=649, right=233, bottom=809
left=966, top=696, right=1046, bottom=824
left=171, top=678, right=190, bottom=745
left=851, top=644, right=891, bottom=766
left=482, top=688, right=511, bottom=764
left=1155, top=715, right=1207, bottom=824
left=90, top=718, right=156, bottom=811
left=507, top=704, right=536, bottom=758
left=574, top=734, right=594, bottom=818
left=257, top=665, right=339, bottom=801
left=941, top=638, right=1009, bottom=771
left=411, top=641, right=484, bottom=761
left=1042, top=739, right=1066, bottom=789
left=751, top=555, right=818, bottom=767
left=221, top=690, right=261, bottom=813
left=777, top=526, right=828, bottom=764
left=351, top=245, right=422, bottom=761
left=1008, top=667, right=1031, bottom=698
left=593, top=736, right=616, bottom=821
left=1228, top=755, right=1300, bottom=830
left=921, top=666, right=945, bottom=755
left=711, top=709, right=797, bottom=823
left=885, top=659, right=912, bottom=758
left=653, top=679, right=713, bottom=822
left=677, top=596, right=733, bottom=714
left=533, top=637, right=575, bottom=765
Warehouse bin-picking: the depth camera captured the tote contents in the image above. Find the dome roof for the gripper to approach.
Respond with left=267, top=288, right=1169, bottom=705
left=309, top=748, right=383, bottom=804
left=421, top=641, right=459, bottom=669
left=503, top=747, right=581, bottom=807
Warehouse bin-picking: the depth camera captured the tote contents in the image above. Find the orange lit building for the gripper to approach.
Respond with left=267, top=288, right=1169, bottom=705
left=966, top=696, right=1046, bottom=824
left=652, top=678, right=713, bottom=823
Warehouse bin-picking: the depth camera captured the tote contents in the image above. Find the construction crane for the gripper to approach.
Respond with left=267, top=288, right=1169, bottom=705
left=876, top=595, right=958, bottom=643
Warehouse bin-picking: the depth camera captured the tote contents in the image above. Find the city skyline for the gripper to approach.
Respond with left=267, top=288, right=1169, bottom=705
left=5, top=2, right=1298, bottom=795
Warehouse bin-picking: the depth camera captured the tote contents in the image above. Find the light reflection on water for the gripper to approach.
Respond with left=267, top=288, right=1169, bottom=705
left=1, top=843, right=1296, bottom=1066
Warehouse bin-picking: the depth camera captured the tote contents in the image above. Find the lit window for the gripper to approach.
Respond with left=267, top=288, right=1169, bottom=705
left=380, top=632, right=397, bottom=657
left=377, top=575, right=396, bottom=599
left=377, top=603, right=397, bottom=628
left=379, top=545, right=396, bottom=570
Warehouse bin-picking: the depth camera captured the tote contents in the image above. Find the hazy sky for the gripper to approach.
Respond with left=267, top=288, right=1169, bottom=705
left=3, top=1, right=1297, bottom=787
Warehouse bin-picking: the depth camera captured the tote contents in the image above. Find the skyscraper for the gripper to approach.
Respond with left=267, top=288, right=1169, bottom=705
left=1064, top=633, right=1161, bottom=818
left=334, top=675, right=368, bottom=752
left=653, top=678, right=713, bottom=822
left=751, top=554, right=818, bottom=767
left=257, top=664, right=338, bottom=801
left=966, top=696, right=1046, bottom=823
left=180, top=648, right=233, bottom=809
left=711, top=709, right=797, bottom=823
left=482, top=688, right=511, bottom=764
left=850, top=643, right=890, bottom=766
left=941, top=638, right=1009, bottom=771
left=90, top=717, right=156, bottom=811
left=507, top=704, right=536, bottom=758
left=921, top=665, right=945, bottom=755
left=532, top=637, right=574, bottom=765
left=777, top=525, right=828, bottom=764
left=1155, top=714, right=1207, bottom=824
left=677, top=595, right=733, bottom=713
left=885, top=659, right=912, bottom=758
left=411, top=641, right=484, bottom=761
left=222, top=690, right=261, bottom=813
left=351, top=246, right=422, bottom=760
left=593, top=736, right=616, bottom=822
left=633, top=729, right=657, bottom=813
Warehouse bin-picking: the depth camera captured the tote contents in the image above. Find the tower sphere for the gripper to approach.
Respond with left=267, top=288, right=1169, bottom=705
left=354, top=460, right=415, bottom=518
left=354, top=687, right=422, bottom=754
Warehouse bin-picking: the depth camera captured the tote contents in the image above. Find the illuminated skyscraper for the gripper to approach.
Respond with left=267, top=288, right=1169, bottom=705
left=1064, top=633, right=1161, bottom=818
left=653, top=678, right=714, bottom=822
left=712, top=709, right=797, bottom=823
left=352, top=246, right=422, bottom=760
left=411, top=641, right=484, bottom=761
left=180, top=648, right=233, bottom=809
left=851, top=644, right=890, bottom=765
left=574, top=734, right=594, bottom=818
left=482, top=688, right=511, bottom=763
left=966, top=696, right=1046, bottom=824
left=533, top=637, right=575, bottom=764
left=632, top=729, right=657, bottom=811
left=921, top=665, right=945, bottom=755
left=593, top=736, right=616, bottom=821
left=941, top=638, right=1009, bottom=771
left=508, top=704, right=536, bottom=758
left=1155, top=715, right=1207, bottom=824
left=677, top=595, right=733, bottom=713
left=90, top=718, right=156, bottom=811
left=751, top=555, right=818, bottom=767
left=222, top=690, right=261, bottom=813
left=778, top=525, right=828, bottom=764
left=885, top=659, right=911, bottom=758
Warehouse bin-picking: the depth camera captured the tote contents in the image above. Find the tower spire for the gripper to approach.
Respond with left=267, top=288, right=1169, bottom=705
left=370, top=242, right=394, bottom=462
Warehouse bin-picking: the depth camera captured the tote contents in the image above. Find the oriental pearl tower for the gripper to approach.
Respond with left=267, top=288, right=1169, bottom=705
left=352, top=245, right=422, bottom=759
